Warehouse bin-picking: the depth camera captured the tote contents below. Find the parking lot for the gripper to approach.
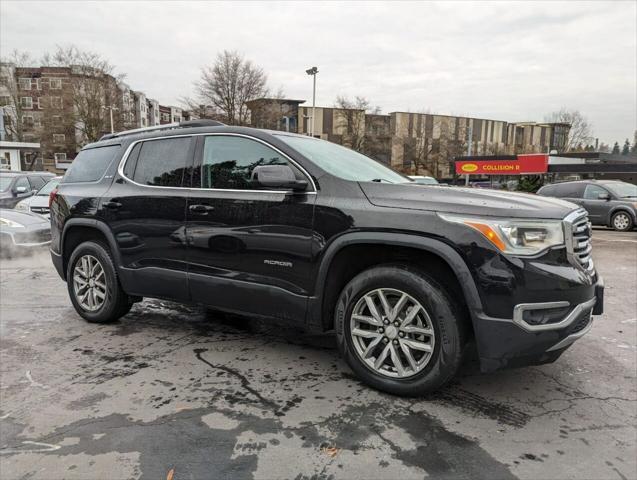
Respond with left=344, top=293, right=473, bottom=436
left=0, top=228, right=635, bottom=480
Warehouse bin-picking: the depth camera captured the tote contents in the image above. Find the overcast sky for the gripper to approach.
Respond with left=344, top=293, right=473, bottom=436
left=2, top=1, right=635, bottom=146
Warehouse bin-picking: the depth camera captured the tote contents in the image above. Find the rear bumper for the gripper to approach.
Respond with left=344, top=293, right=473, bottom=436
left=475, top=276, right=604, bottom=372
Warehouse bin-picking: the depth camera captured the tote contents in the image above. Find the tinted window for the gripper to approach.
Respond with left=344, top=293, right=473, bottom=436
left=0, top=176, right=14, bottom=191
left=28, top=176, right=45, bottom=190
left=554, top=183, right=584, bottom=198
left=584, top=184, right=609, bottom=200
left=197, top=136, right=295, bottom=189
left=64, top=145, right=120, bottom=183
left=538, top=185, right=555, bottom=196
left=131, top=137, right=192, bottom=187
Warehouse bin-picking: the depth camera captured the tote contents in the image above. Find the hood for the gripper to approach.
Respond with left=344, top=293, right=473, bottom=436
left=0, top=208, right=49, bottom=227
left=359, top=183, right=577, bottom=220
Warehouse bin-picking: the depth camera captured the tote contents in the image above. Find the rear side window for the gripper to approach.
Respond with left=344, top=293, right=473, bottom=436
left=130, top=137, right=192, bottom=187
left=554, top=183, right=584, bottom=198
left=64, top=145, right=120, bottom=183
left=538, top=185, right=555, bottom=196
left=28, top=176, right=45, bottom=190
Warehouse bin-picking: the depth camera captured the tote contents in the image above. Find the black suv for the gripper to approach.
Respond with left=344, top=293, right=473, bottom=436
left=537, top=180, right=637, bottom=231
left=0, top=170, right=55, bottom=208
left=50, top=121, right=604, bottom=395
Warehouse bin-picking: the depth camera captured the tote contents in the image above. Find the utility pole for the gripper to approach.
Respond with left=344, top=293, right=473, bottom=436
left=465, top=124, right=473, bottom=186
left=305, top=67, right=318, bottom=137
left=101, top=105, right=119, bottom=134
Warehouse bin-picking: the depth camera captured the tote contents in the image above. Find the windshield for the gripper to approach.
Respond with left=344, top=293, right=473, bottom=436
left=606, top=182, right=637, bottom=198
left=0, top=176, right=14, bottom=192
left=36, top=178, right=61, bottom=196
left=276, top=135, right=409, bottom=184
left=411, top=176, right=438, bottom=185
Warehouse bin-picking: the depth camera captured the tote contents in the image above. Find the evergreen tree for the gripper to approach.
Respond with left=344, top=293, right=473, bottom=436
left=621, top=139, right=630, bottom=155
left=612, top=142, right=620, bottom=154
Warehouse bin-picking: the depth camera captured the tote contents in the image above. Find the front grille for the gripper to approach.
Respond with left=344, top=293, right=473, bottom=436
left=30, top=206, right=50, bottom=215
left=565, top=209, right=594, bottom=273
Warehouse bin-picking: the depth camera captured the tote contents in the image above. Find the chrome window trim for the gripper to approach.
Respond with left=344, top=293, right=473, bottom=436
left=116, top=133, right=317, bottom=194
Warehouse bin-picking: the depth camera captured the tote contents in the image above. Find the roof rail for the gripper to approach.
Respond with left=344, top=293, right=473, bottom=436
left=99, top=119, right=225, bottom=141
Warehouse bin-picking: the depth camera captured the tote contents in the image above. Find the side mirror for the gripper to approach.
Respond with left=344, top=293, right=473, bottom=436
left=598, top=192, right=610, bottom=201
left=250, top=165, right=308, bottom=191
left=14, top=186, right=28, bottom=194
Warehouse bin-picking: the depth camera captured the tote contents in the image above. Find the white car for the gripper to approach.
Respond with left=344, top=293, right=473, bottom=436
left=408, top=175, right=439, bottom=185
left=14, top=176, right=62, bottom=218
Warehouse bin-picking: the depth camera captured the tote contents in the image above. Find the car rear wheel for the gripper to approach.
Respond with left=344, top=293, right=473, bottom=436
left=67, top=241, right=132, bottom=323
left=611, top=211, right=633, bottom=231
left=335, top=264, right=466, bottom=396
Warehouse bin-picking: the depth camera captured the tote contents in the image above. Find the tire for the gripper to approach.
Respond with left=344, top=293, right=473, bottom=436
left=335, top=264, right=466, bottom=396
left=66, top=241, right=132, bottom=323
left=611, top=211, right=633, bottom=231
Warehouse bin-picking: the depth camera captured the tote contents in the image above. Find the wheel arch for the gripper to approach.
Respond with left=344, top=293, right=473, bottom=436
left=311, top=232, right=484, bottom=333
left=61, top=219, right=121, bottom=281
left=608, top=207, right=636, bottom=226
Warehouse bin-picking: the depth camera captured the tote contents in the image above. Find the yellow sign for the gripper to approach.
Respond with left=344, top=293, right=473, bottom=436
left=461, top=163, right=478, bottom=173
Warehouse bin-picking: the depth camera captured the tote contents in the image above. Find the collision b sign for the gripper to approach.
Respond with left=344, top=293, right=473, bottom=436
left=455, top=154, right=549, bottom=175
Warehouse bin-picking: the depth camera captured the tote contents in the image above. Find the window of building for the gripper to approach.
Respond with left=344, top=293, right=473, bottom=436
left=32, top=78, right=41, bottom=90
left=584, top=184, right=609, bottom=200
left=196, top=136, right=296, bottom=190
left=18, top=78, right=31, bottom=90
left=53, top=134, right=65, bottom=144
left=22, top=115, right=34, bottom=127
left=54, top=153, right=67, bottom=161
left=49, top=78, right=62, bottom=89
left=129, top=137, right=192, bottom=187
left=20, top=97, right=33, bottom=109
left=50, top=97, right=63, bottom=109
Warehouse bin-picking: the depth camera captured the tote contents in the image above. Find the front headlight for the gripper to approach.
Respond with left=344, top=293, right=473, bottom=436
left=15, top=202, right=28, bottom=212
left=0, top=217, right=25, bottom=229
left=439, top=213, right=564, bottom=255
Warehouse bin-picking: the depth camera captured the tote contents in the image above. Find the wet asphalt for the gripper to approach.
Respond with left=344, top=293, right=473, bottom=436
left=0, top=228, right=635, bottom=480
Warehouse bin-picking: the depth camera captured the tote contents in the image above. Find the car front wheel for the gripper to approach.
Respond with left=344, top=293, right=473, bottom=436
left=611, top=211, right=633, bottom=231
left=335, top=264, right=466, bottom=396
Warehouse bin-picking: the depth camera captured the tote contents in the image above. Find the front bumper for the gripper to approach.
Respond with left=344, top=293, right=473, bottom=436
left=475, top=276, right=604, bottom=372
left=1, top=228, right=51, bottom=256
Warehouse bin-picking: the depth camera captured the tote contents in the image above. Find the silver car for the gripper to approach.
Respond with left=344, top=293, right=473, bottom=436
left=0, top=208, right=51, bottom=257
left=14, top=176, right=62, bottom=218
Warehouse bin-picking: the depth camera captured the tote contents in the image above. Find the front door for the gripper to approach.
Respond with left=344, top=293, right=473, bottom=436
left=581, top=184, right=611, bottom=223
left=101, top=136, right=195, bottom=301
left=185, top=134, right=316, bottom=322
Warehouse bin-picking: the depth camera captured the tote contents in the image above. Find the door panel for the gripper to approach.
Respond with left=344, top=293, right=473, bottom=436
left=186, top=134, right=316, bottom=321
left=101, top=137, right=195, bottom=300
left=581, top=184, right=611, bottom=223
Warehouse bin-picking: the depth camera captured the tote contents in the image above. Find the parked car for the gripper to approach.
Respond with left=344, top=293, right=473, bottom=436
left=0, top=171, right=56, bottom=209
left=49, top=121, right=604, bottom=396
left=408, top=175, right=439, bottom=185
left=537, top=180, right=637, bottom=231
left=15, top=176, right=62, bottom=218
left=0, top=208, right=51, bottom=257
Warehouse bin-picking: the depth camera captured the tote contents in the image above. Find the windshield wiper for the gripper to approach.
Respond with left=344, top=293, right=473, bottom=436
left=621, top=195, right=637, bottom=198
left=370, top=178, right=394, bottom=183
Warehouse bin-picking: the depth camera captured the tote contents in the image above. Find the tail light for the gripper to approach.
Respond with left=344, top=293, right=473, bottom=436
left=48, top=187, right=59, bottom=208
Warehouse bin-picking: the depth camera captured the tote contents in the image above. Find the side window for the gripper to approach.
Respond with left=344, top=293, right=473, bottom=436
left=197, top=136, right=296, bottom=189
left=584, top=185, right=608, bottom=200
left=14, top=176, right=30, bottom=191
left=130, top=137, right=192, bottom=187
left=122, top=143, right=142, bottom=179
left=556, top=183, right=584, bottom=198
left=28, top=176, right=45, bottom=190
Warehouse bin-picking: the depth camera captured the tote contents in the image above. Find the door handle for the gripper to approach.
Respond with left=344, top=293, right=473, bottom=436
left=189, top=204, right=215, bottom=214
left=103, top=201, right=122, bottom=210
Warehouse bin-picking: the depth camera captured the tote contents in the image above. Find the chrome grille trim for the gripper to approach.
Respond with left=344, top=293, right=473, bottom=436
left=563, top=208, right=594, bottom=273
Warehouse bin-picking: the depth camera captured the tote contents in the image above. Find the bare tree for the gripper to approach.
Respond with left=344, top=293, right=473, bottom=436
left=188, top=51, right=268, bottom=126
left=334, top=96, right=380, bottom=152
left=545, top=109, right=593, bottom=152
left=0, top=49, right=34, bottom=142
left=42, top=45, right=123, bottom=144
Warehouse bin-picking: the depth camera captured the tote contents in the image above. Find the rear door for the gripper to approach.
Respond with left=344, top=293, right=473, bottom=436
left=185, top=133, right=316, bottom=322
left=102, top=136, right=195, bottom=301
left=554, top=182, right=586, bottom=206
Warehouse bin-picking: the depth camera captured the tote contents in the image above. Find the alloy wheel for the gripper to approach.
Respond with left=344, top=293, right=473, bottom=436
left=350, top=288, right=435, bottom=378
left=73, top=254, right=107, bottom=312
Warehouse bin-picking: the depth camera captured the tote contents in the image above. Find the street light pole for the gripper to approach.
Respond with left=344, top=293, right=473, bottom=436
left=465, top=124, right=473, bottom=186
left=305, top=67, right=318, bottom=137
